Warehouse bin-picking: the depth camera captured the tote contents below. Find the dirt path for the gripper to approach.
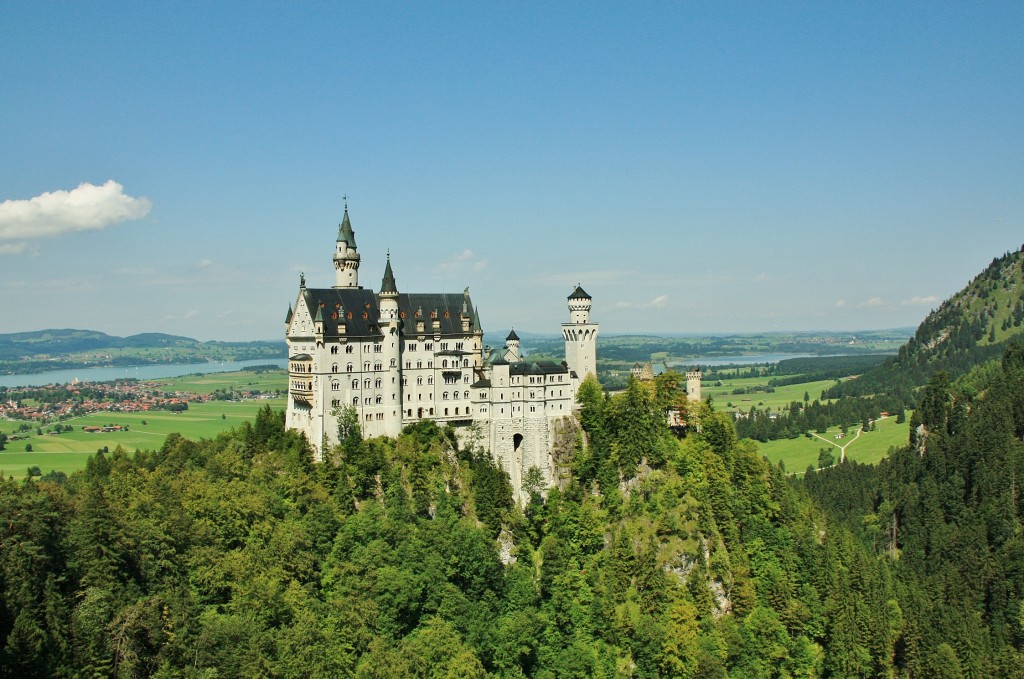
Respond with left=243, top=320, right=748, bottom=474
left=810, top=428, right=861, bottom=463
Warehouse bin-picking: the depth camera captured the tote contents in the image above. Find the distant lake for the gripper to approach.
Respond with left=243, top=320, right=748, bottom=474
left=0, top=359, right=288, bottom=389
left=667, top=353, right=817, bottom=368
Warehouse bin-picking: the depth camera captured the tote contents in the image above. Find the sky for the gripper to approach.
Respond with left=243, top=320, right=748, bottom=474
left=1, top=2, right=1021, bottom=341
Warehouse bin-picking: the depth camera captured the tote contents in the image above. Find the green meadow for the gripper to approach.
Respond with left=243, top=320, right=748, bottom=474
left=756, top=412, right=909, bottom=474
left=703, top=376, right=841, bottom=413
left=0, top=370, right=287, bottom=479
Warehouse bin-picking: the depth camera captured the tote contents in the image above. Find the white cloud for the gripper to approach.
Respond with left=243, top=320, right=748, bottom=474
left=198, top=259, right=213, bottom=268
left=435, top=248, right=488, bottom=274
left=0, top=242, right=28, bottom=255
left=904, top=295, right=939, bottom=306
left=857, top=296, right=885, bottom=308
left=610, top=295, right=670, bottom=310
left=834, top=299, right=847, bottom=308
left=0, top=181, right=151, bottom=250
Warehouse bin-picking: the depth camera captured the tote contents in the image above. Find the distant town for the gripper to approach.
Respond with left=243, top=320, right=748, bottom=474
left=0, top=378, right=282, bottom=423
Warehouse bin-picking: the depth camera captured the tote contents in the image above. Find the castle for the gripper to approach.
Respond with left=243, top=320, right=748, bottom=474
left=284, top=206, right=598, bottom=492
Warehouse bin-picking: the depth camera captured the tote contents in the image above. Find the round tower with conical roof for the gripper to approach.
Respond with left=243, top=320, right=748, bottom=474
left=562, top=285, right=599, bottom=385
left=333, top=203, right=361, bottom=289
left=505, top=328, right=521, bottom=362
left=377, top=255, right=403, bottom=437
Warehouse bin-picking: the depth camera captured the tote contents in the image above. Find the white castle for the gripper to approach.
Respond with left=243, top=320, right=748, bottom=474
left=284, top=206, right=598, bottom=492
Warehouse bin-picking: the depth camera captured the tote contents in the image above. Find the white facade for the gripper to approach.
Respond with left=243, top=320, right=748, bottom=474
left=285, top=208, right=598, bottom=491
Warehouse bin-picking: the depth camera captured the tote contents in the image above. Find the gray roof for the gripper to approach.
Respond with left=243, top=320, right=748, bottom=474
left=568, top=285, right=591, bottom=300
left=509, top=361, right=569, bottom=376
left=298, top=287, right=480, bottom=340
left=381, top=257, right=398, bottom=294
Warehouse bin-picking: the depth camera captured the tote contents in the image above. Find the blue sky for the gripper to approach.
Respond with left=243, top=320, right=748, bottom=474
left=2, top=2, right=1021, bottom=341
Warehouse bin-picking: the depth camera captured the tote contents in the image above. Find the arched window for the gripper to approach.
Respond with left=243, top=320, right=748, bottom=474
left=374, top=362, right=382, bottom=371
left=352, top=397, right=358, bottom=405
left=442, top=359, right=448, bottom=368
left=352, top=379, right=358, bottom=389
left=364, top=362, right=370, bottom=371
left=332, top=363, right=338, bottom=373
left=375, top=378, right=382, bottom=388
left=345, top=345, right=353, bottom=353
left=417, top=376, right=423, bottom=385
left=375, top=395, right=382, bottom=404
left=391, top=358, right=396, bottom=367
left=464, top=391, right=469, bottom=400
left=364, top=379, right=371, bottom=388
left=331, top=382, right=339, bottom=391
left=443, top=392, right=449, bottom=400
left=346, top=363, right=353, bottom=372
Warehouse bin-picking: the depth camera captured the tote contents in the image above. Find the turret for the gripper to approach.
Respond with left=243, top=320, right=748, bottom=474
left=333, top=203, right=361, bottom=288
left=563, top=285, right=598, bottom=384
left=686, top=368, right=702, bottom=402
left=505, top=328, right=521, bottom=362
left=377, top=255, right=402, bottom=437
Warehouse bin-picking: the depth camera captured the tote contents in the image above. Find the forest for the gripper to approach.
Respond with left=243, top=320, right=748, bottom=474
left=4, top=350, right=1021, bottom=677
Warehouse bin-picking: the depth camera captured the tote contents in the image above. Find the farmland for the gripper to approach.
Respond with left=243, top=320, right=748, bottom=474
left=0, top=369, right=287, bottom=479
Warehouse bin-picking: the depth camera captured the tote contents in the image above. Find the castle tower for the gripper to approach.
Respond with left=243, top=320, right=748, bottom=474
left=686, top=368, right=702, bottom=402
left=378, top=256, right=403, bottom=437
left=333, top=204, right=361, bottom=289
left=505, top=329, right=521, bottom=362
left=563, top=285, right=598, bottom=382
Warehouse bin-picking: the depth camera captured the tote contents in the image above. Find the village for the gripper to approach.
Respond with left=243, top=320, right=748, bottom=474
left=0, top=378, right=278, bottom=423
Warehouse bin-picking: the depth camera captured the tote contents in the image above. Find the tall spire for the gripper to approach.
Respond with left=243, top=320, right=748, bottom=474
left=337, top=205, right=357, bottom=248
left=380, top=253, right=398, bottom=294
left=333, top=199, right=361, bottom=289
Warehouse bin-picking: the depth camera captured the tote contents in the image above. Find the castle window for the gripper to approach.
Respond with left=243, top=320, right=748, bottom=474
left=454, top=407, right=459, bottom=415
left=463, top=359, right=469, bottom=367
left=427, top=377, right=433, bottom=385
left=365, top=414, right=372, bottom=421
left=353, top=397, right=358, bottom=405
left=463, top=375, right=469, bottom=383
left=407, top=409, right=412, bottom=417
left=331, top=382, right=340, bottom=391
left=352, top=379, right=358, bottom=389
left=442, top=359, right=448, bottom=368
left=408, top=343, right=416, bottom=351
left=427, top=361, right=433, bottom=368
left=405, top=361, right=411, bottom=369
left=530, top=406, right=536, bottom=412
left=417, top=377, right=423, bottom=385
left=332, top=399, right=339, bottom=407
left=375, top=395, right=382, bottom=404
left=479, top=392, right=486, bottom=399
left=362, top=312, right=368, bottom=320
left=417, top=361, right=422, bottom=369
left=464, top=391, right=469, bottom=399
left=391, top=358, right=396, bottom=367
left=424, top=343, right=433, bottom=351
left=331, top=346, right=338, bottom=354
left=364, top=362, right=370, bottom=371
left=374, top=362, right=382, bottom=371
left=399, top=311, right=405, bottom=319
left=443, top=392, right=448, bottom=400
left=374, top=344, right=382, bottom=353
left=364, top=379, right=371, bottom=388
left=375, top=378, right=382, bottom=388
left=444, top=311, right=450, bottom=318
left=481, top=407, right=487, bottom=413
left=331, top=312, right=337, bottom=320
left=441, top=342, right=448, bottom=351
left=346, top=345, right=353, bottom=353
left=332, top=363, right=338, bottom=373
left=455, top=342, right=463, bottom=350
left=429, top=408, right=434, bottom=415
left=444, top=408, right=448, bottom=415
left=365, top=397, right=371, bottom=405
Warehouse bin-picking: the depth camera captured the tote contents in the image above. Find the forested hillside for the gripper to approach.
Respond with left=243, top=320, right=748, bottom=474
left=1, top=379, right=906, bottom=677
left=804, top=342, right=1024, bottom=676
left=826, top=246, right=1024, bottom=401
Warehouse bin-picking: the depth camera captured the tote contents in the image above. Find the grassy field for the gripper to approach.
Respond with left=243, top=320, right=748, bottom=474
left=703, top=376, right=842, bottom=413
left=159, top=369, right=286, bottom=395
left=756, top=412, right=910, bottom=474
left=0, top=369, right=288, bottom=479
